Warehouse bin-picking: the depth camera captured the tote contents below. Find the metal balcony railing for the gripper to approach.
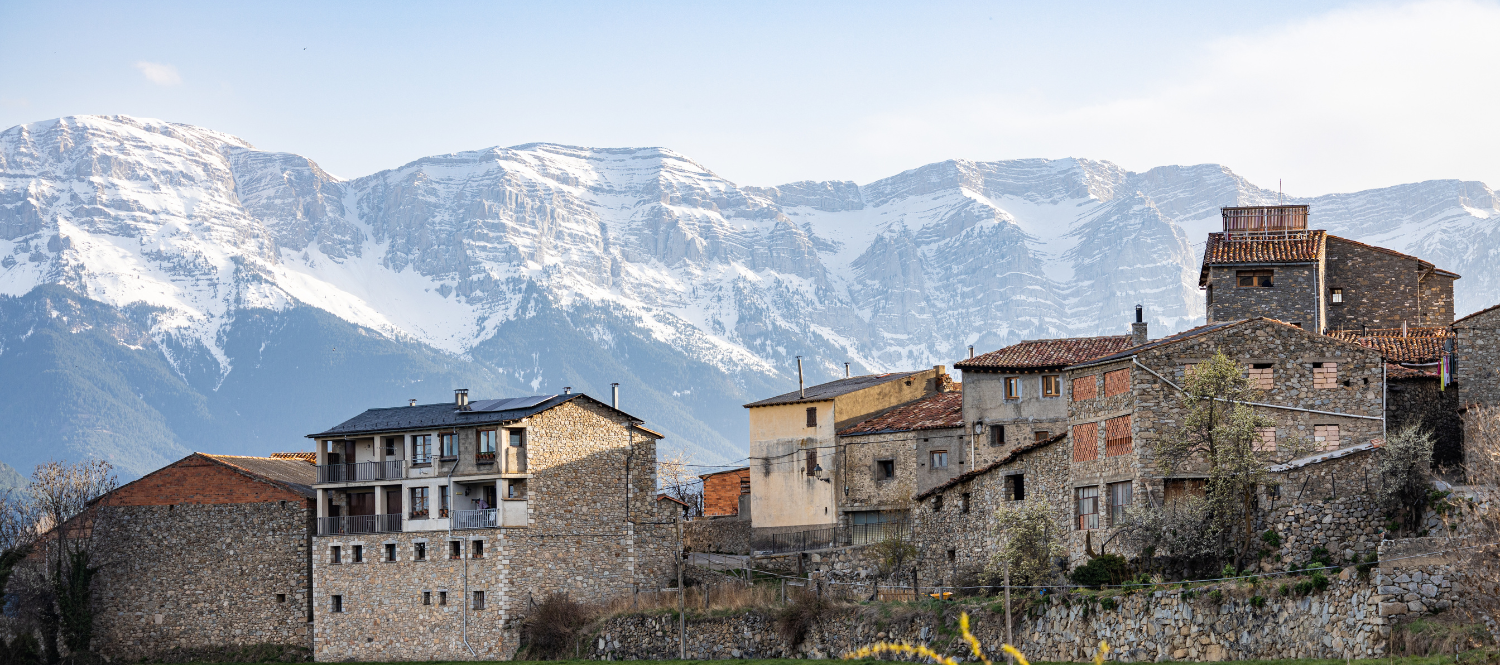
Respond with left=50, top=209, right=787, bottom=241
left=317, top=460, right=404, bottom=484
left=453, top=508, right=498, bottom=529
left=750, top=521, right=910, bottom=554
left=317, top=514, right=405, bottom=536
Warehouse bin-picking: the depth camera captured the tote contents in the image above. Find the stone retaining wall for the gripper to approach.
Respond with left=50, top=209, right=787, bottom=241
left=685, top=517, right=752, bottom=555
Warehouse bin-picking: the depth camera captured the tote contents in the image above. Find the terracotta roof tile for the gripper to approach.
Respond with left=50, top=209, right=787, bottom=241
left=1385, top=363, right=1438, bottom=380
left=269, top=452, right=316, bottom=463
left=955, top=336, right=1136, bottom=371
left=1203, top=230, right=1325, bottom=264
left=838, top=390, right=964, bottom=436
left=1327, top=328, right=1452, bottom=364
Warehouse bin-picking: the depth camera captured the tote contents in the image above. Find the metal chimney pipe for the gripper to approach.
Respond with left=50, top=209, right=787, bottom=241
left=409, top=399, right=417, bottom=407
left=968, top=345, right=974, bottom=359
left=455, top=388, right=469, bottom=408
left=796, top=356, right=805, bottom=399
left=1135, top=304, right=1143, bottom=323
left=563, top=386, right=571, bottom=394
left=611, top=383, right=620, bottom=409
left=844, top=362, right=850, bottom=378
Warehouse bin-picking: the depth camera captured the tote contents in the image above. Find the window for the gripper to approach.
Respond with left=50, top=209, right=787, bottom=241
left=414, top=542, right=427, bottom=561
left=1255, top=427, right=1277, bottom=452
left=1249, top=363, right=1273, bottom=390
left=439, top=591, right=448, bottom=606
left=989, top=424, right=1005, bottom=447
left=331, top=595, right=343, bottom=613
left=449, top=541, right=462, bottom=559
left=930, top=450, right=949, bottom=469
left=385, top=543, right=397, bottom=562
left=1072, top=422, right=1098, bottom=462
left=439, top=486, right=449, bottom=518
left=806, top=407, right=818, bottom=428
left=410, top=487, right=430, bottom=518
left=740, top=478, right=751, bottom=494
left=1034, top=430, right=1051, bottom=442
left=946, top=549, right=956, bottom=562
left=473, top=590, right=485, bottom=610
left=509, top=430, right=526, bottom=447
left=472, top=541, right=484, bottom=558
left=877, top=459, right=895, bottom=480
left=1104, top=369, right=1130, bottom=397
left=352, top=545, right=363, bottom=563
left=1004, top=376, right=1021, bottom=400
left=330, top=546, right=342, bottom=564
left=1314, top=424, right=1341, bottom=451
left=506, top=479, right=527, bottom=499
left=1330, top=288, right=1343, bottom=304
left=1237, top=269, right=1273, bottom=287
left=1072, top=375, right=1097, bottom=401
left=412, top=435, right=432, bottom=464
left=1076, top=486, right=1099, bottom=530
left=805, top=449, right=818, bottom=476
left=1313, top=363, right=1338, bottom=389
left=277, top=593, right=287, bottom=603
left=932, top=494, right=943, bottom=511
left=1007, top=474, right=1025, bottom=501
left=478, top=430, right=497, bottom=461
left=1041, top=375, right=1061, bottom=397
left=960, top=492, right=971, bottom=514
left=384, top=437, right=398, bottom=458
left=1108, top=481, right=1132, bottom=525
left=1104, top=416, right=1132, bottom=456
left=423, top=591, right=432, bottom=606
left=439, top=432, right=457, bottom=458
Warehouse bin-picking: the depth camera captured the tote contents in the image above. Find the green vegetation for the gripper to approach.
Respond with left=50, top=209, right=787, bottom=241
left=173, top=657, right=1474, bottom=665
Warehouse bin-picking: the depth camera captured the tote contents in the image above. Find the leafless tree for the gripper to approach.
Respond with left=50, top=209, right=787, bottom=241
left=657, top=449, right=703, bottom=517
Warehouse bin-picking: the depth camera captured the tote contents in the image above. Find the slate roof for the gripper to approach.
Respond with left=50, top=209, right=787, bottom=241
left=308, top=393, right=642, bottom=438
left=838, top=390, right=964, bottom=436
left=743, top=371, right=926, bottom=408
left=954, top=336, right=1137, bottom=372
left=1266, top=440, right=1381, bottom=473
left=203, top=454, right=318, bottom=498
left=914, top=432, right=1066, bottom=501
left=1455, top=302, right=1500, bottom=325
left=1328, top=328, right=1452, bottom=364
left=1327, top=236, right=1460, bottom=278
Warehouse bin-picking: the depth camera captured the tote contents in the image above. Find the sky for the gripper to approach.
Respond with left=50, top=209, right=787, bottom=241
left=1, top=0, right=1497, bottom=195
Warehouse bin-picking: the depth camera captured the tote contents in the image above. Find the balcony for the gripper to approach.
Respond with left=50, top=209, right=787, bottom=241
left=317, top=513, right=403, bottom=536
left=452, top=502, right=527, bottom=529
left=317, top=460, right=404, bottom=484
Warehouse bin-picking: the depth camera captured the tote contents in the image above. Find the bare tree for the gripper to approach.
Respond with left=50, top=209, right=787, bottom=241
left=657, top=449, right=703, bottom=517
left=1377, top=426, right=1435, bottom=532
left=1453, top=406, right=1500, bottom=623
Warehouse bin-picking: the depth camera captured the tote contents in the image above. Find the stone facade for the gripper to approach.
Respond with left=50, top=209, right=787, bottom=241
left=1205, top=263, right=1323, bottom=330
left=1325, top=236, right=1458, bottom=330
left=1386, top=373, right=1463, bottom=468
left=1456, top=304, right=1500, bottom=409
left=1262, top=447, right=1385, bottom=566
left=837, top=427, right=965, bottom=521
left=310, top=398, right=673, bottom=661
left=684, top=517, right=752, bottom=555
left=89, top=454, right=315, bottom=661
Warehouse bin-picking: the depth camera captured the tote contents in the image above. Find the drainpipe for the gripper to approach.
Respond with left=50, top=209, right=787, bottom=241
left=844, top=362, right=850, bottom=379
left=446, top=459, right=476, bottom=656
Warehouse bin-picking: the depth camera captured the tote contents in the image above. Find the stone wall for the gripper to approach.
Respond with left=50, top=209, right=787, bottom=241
left=1326, top=236, right=1456, bottom=329
left=92, top=502, right=313, bottom=661
left=1263, top=450, right=1385, bottom=567
left=838, top=427, right=966, bottom=516
left=1457, top=306, right=1500, bottom=420
left=685, top=517, right=752, bottom=555
left=1386, top=375, right=1463, bottom=468
left=1206, top=263, right=1321, bottom=329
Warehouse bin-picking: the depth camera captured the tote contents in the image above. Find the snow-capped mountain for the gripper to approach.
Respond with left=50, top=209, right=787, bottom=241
left=1, top=115, right=1496, bottom=478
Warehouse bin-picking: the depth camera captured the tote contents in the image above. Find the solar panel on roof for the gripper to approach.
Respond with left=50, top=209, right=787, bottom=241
left=470, top=395, right=557, bottom=412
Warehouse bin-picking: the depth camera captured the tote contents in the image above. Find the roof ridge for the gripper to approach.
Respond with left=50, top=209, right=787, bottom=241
left=913, top=432, right=1066, bottom=500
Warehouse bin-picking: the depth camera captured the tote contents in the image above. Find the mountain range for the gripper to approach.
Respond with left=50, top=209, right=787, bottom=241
left=1, top=115, right=1497, bottom=480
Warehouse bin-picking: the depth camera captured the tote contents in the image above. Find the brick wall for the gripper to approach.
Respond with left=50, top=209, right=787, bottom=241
left=702, top=468, right=749, bottom=517
left=106, top=454, right=309, bottom=506
left=1206, top=263, right=1321, bottom=329
left=92, top=502, right=312, bottom=660
left=1326, top=237, right=1455, bottom=329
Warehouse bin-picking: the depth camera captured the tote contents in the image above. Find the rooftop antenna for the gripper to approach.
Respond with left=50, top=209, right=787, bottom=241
left=1279, top=179, right=1283, bottom=205
left=796, top=356, right=805, bottom=399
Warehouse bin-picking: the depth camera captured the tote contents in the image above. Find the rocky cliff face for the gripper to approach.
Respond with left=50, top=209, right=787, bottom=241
left=1, top=115, right=1496, bottom=477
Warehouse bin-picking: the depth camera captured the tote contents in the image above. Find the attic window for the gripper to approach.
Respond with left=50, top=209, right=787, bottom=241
left=806, top=407, right=817, bottom=428
left=1237, top=270, right=1273, bottom=287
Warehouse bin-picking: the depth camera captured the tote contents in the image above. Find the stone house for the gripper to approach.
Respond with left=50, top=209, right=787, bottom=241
left=307, top=390, right=671, bottom=661
left=1329, top=327, right=1462, bottom=467
left=742, top=367, right=954, bottom=539
left=1201, top=205, right=1459, bottom=332
left=835, top=387, right=964, bottom=539
left=90, top=453, right=316, bottom=661
left=699, top=466, right=751, bottom=518
left=1058, top=317, right=1388, bottom=561
left=908, top=434, right=1069, bottom=586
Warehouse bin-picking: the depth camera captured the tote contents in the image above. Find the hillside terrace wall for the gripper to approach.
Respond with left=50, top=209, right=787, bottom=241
left=1262, top=448, right=1385, bottom=567
left=311, top=399, right=673, bottom=662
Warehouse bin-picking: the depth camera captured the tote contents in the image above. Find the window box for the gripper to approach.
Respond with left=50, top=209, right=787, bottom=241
left=476, top=452, right=497, bottom=463
left=410, top=509, right=430, bottom=519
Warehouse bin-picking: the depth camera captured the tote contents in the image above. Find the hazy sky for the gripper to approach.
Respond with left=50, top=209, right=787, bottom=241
left=2, top=0, right=1496, bottom=195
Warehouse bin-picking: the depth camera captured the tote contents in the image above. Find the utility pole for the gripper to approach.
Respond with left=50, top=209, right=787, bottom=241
left=677, top=511, right=686, bottom=659
left=1004, top=557, right=1013, bottom=660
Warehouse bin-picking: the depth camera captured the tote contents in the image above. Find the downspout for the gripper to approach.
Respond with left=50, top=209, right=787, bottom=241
left=446, top=459, right=476, bottom=657
left=1383, top=363, right=1388, bottom=442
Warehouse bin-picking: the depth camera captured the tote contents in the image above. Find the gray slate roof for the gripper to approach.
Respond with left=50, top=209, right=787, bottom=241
left=204, top=455, right=317, bottom=498
left=308, top=393, right=647, bottom=438
left=742, top=371, right=926, bottom=408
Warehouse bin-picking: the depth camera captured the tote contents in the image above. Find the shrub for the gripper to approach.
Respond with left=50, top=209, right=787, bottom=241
left=1378, top=426, right=1435, bottom=532
left=1099, top=597, right=1117, bottom=611
left=1260, top=529, right=1282, bottom=549
left=1249, top=595, right=1266, bottom=608
left=776, top=591, right=829, bottom=647
left=1208, top=589, right=1223, bottom=603
left=1308, top=547, right=1332, bottom=567
left=520, top=593, right=593, bottom=660
left=1069, top=554, right=1130, bottom=589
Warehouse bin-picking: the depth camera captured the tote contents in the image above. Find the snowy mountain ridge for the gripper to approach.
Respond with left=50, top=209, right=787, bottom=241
left=1, top=115, right=1497, bottom=475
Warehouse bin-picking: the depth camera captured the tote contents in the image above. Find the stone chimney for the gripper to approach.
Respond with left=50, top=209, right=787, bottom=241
left=933, top=365, right=955, bottom=393
left=1131, top=305, right=1148, bottom=345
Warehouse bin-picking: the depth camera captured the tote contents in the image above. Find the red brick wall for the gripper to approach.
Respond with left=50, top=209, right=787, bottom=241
left=103, top=455, right=308, bottom=506
left=701, top=468, right=749, bottom=517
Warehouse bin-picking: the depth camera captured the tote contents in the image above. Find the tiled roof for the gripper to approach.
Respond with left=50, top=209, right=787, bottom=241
left=698, top=466, right=750, bottom=480
left=1066, top=320, right=1245, bottom=369
left=838, top=389, right=964, bottom=436
left=202, top=454, right=317, bottom=498
left=743, top=371, right=926, bottom=408
left=1386, top=363, right=1438, bottom=380
left=1198, top=230, right=1325, bottom=286
left=1327, top=328, right=1452, bottom=364
left=269, top=452, right=316, bottom=463
left=308, top=394, right=642, bottom=438
left=914, top=433, right=1066, bottom=501
left=955, top=336, right=1137, bottom=371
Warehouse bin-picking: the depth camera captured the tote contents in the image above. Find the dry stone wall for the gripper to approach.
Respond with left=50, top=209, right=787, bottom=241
left=685, top=517, right=751, bottom=555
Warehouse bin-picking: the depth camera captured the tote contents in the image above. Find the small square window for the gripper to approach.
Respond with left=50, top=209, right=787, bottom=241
left=989, top=424, right=1005, bottom=447
left=877, top=459, right=895, bottom=479
left=1034, top=430, right=1050, bottom=442
left=1007, top=474, right=1025, bottom=502
left=472, top=541, right=484, bottom=558
left=277, top=593, right=287, bottom=603
left=1004, top=377, right=1021, bottom=400
left=352, top=545, right=363, bottom=563
left=946, top=549, right=956, bottom=562
left=423, top=591, right=432, bottom=606
left=439, top=591, right=448, bottom=606
left=473, top=590, right=486, bottom=610
left=330, top=546, right=342, bottom=564
left=414, top=542, right=427, bottom=561
left=449, top=541, right=462, bottom=559
left=1041, top=375, right=1061, bottom=397
left=1330, top=288, right=1343, bottom=304
left=1237, top=269, right=1273, bottom=287
left=331, top=595, right=343, bottom=613
left=930, top=450, right=948, bottom=469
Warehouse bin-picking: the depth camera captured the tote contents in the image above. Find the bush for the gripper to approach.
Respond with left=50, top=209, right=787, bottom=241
left=1069, top=554, right=1130, bottom=589
left=1249, top=595, right=1266, bottom=608
left=2, top=634, right=44, bottom=665
left=1099, top=597, right=1117, bottom=611
left=776, top=591, right=829, bottom=647
left=520, top=594, right=593, bottom=660
left=1260, top=529, right=1282, bottom=549
left=1208, top=589, right=1223, bottom=603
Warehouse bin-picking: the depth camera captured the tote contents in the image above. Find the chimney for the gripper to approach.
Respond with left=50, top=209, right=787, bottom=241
left=968, top=345, right=975, bottom=359
left=844, top=362, right=850, bottom=378
left=796, top=356, right=805, bottom=399
left=611, top=383, right=620, bottom=409
left=1130, top=305, right=1148, bottom=345
left=455, top=388, right=469, bottom=409
left=409, top=399, right=417, bottom=407
left=563, top=386, right=571, bottom=394
left=934, top=365, right=951, bottom=393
